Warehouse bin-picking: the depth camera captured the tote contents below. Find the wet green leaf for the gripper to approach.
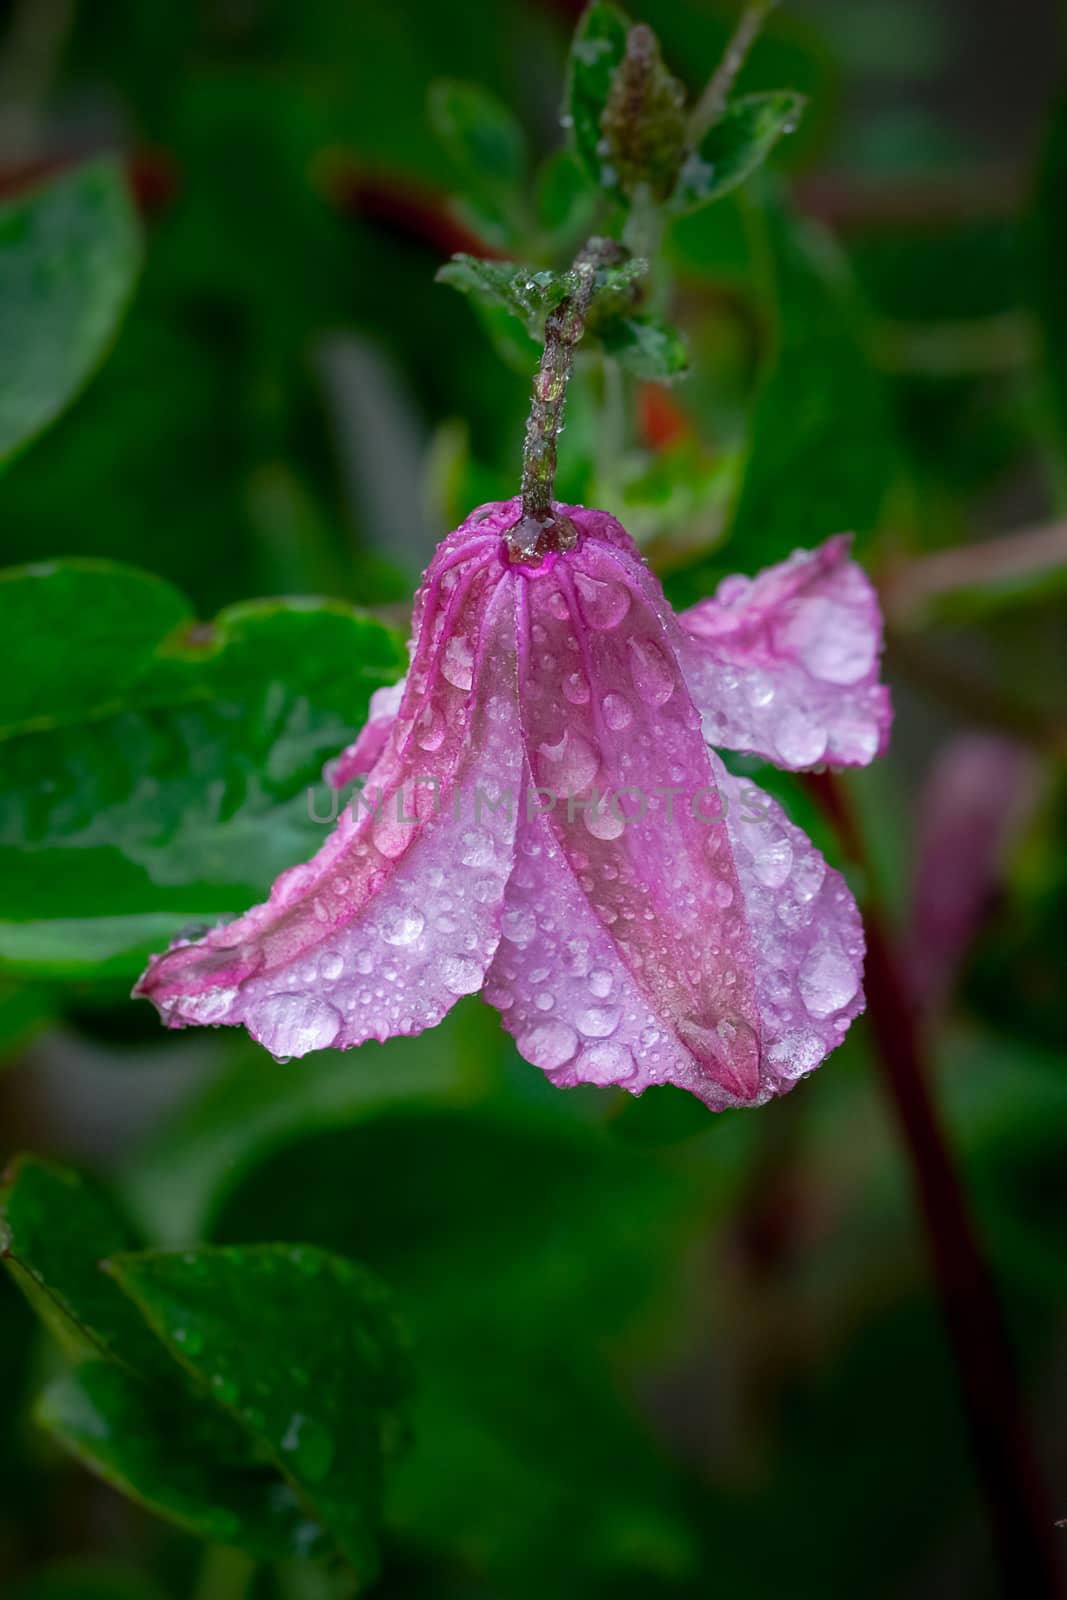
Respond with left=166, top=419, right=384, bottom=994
left=437, top=252, right=647, bottom=343
left=428, top=79, right=528, bottom=246
left=37, top=1361, right=330, bottom=1562
left=564, top=1, right=632, bottom=187
left=0, top=562, right=406, bottom=979
left=0, top=159, right=142, bottom=465
left=727, top=194, right=895, bottom=563
left=671, top=92, right=806, bottom=213
left=109, top=1244, right=412, bottom=1583
left=599, top=22, right=687, bottom=202
left=599, top=313, right=689, bottom=381
left=0, top=1156, right=169, bottom=1373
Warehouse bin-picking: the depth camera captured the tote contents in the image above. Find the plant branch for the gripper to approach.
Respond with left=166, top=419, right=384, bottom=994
left=806, top=771, right=1062, bottom=1600
left=689, top=0, right=779, bottom=145
left=508, top=236, right=623, bottom=560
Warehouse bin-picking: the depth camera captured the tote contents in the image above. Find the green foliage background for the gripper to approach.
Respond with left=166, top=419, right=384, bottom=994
left=0, top=1, right=1066, bottom=1596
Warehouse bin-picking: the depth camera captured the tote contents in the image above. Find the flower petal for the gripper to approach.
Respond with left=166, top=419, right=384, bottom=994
left=677, top=536, right=891, bottom=769
left=135, top=541, right=519, bottom=1057
left=711, top=754, right=866, bottom=1086
left=486, top=515, right=766, bottom=1110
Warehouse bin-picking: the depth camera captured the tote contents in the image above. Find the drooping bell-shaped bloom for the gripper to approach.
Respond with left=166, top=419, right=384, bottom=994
left=135, top=500, right=891, bottom=1110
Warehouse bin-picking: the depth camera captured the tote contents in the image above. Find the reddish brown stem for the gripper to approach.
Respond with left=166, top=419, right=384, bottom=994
left=807, top=771, right=1062, bottom=1600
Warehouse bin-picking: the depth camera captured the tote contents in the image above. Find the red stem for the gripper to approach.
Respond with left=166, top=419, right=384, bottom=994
left=807, top=771, right=1062, bottom=1599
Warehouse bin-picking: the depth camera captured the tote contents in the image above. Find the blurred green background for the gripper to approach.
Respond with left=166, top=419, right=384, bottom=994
left=1, top=0, right=1066, bottom=1596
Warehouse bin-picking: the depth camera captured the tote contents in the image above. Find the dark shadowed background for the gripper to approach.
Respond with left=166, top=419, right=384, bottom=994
left=1, top=1, right=1066, bottom=1597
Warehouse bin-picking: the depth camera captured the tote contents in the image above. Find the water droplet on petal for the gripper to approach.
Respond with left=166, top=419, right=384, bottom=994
left=774, top=710, right=827, bottom=768
left=578, top=1004, right=621, bottom=1038
left=441, top=955, right=483, bottom=995
left=252, top=994, right=343, bottom=1057
left=518, top=1018, right=579, bottom=1071
left=574, top=571, right=631, bottom=630
left=563, top=670, right=590, bottom=704
left=602, top=692, right=633, bottom=730
left=501, top=907, right=537, bottom=945
left=379, top=906, right=426, bottom=946
left=442, top=635, right=474, bottom=690
left=416, top=706, right=446, bottom=750
left=537, top=728, right=600, bottom=793
left=588, top=969, right=613, bottom=998
left=321, top=953, right=344, bottom=981
left=627, top=636, right=675, bottom=706
left=798, top=946, right=858, bottom=1017
left=576, top=1040, right=637, bottom=1084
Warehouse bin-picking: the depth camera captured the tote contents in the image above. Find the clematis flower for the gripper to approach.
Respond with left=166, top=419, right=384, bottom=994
left=135, top=499, right=890, bottom=1111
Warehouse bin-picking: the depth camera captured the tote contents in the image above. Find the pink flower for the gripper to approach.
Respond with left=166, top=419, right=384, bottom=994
left=135, top=500, right=891, bottom=1110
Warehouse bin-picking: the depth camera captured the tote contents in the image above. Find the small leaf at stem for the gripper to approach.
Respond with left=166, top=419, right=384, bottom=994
left=598, top=313, right=689, bottom=382
left=564, top=1, right=632, bottom=187
left=671, top=91, right=805, bottom=213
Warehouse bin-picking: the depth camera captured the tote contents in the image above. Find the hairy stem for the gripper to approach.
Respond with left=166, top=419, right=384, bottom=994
left=509, top=237, right=623, bottom=559
left=689, top=0, right=779, bottom=144
left=807, top=771, right=1062, bottom=1600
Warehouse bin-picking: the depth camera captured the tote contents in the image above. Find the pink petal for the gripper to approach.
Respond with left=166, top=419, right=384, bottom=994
left=135, top=526, right=520, bottom=1057
left=906, top=735, right=1038, bottom=1016
left=678, top=536, right=891, bottom=769
left=486, top=510, right=766, bottom=1110
left=711, top=754, right=866, bottom=1086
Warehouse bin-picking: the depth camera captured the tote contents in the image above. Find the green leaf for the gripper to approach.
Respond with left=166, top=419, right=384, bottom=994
left=0, top=158, right=142, bottom=465
left=436, top=256, right=569, bottom=335
left=726, top=194, right=895, bottom=563
left=0, top=1156, right=169, bottom=1374
left=671, top=92, right=805, bottom=213
left=37, top=1361, right=331, bottom=1562
left=0, top=562, right=406, bottom=980
left=564, top=1, right=632, bottom=187
left=599, top=313, right=689, bottom=381
left=109, top=1243, right=411, bottom=1583
left=427, top=80, right=528, bottom=246
left=437, top=252, right=647, bottom=342
left=0, top=980, right=51, bottom=1062
left=210, top=1103, right=729, bottom=1592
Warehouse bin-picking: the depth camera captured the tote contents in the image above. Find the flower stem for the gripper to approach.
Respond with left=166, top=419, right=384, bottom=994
left=509, top=237, right=623, bottom=560
left=807, top=771, right=1062, bottom=1600
left=689, top=0, right=780, bottom=145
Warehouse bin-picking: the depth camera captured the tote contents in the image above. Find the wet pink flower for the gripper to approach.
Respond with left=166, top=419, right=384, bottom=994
left=135, top=500, right=890, bottom=1110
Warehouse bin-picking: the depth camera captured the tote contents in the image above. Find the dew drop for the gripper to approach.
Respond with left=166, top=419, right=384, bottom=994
left=321, top=952, right=344, bottom=981
left=441, top=955, right=483, bottom=995
left=562, top=670, right=590, bottom=704
left=575, top=1040, right=637, bottom=1085
left=281, top=1413, right=336, bottom=1484
left=574, top=571, right=631, bottom=630
left=774, top=710, right=827, bottom=768
left=501, top=907, right=537, bottom=945
left=588, top=968, right=613, bottom=998
left=798, top=946, right=858, bottom=1017
left=602, top=691, right=633, bottom=731
left=379, top=906, right=426, bottom=946
left=252, top=994, right=343, bottom=1058
left=442, top=635, right=474, bottom=690
left=627, top=636, right=675, bottom=706
left=578, top=1004, right=621, bottom=1038
left=537, top=728, right=600, bottom=793
left=518, top=1018, right=579, bottom=1070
